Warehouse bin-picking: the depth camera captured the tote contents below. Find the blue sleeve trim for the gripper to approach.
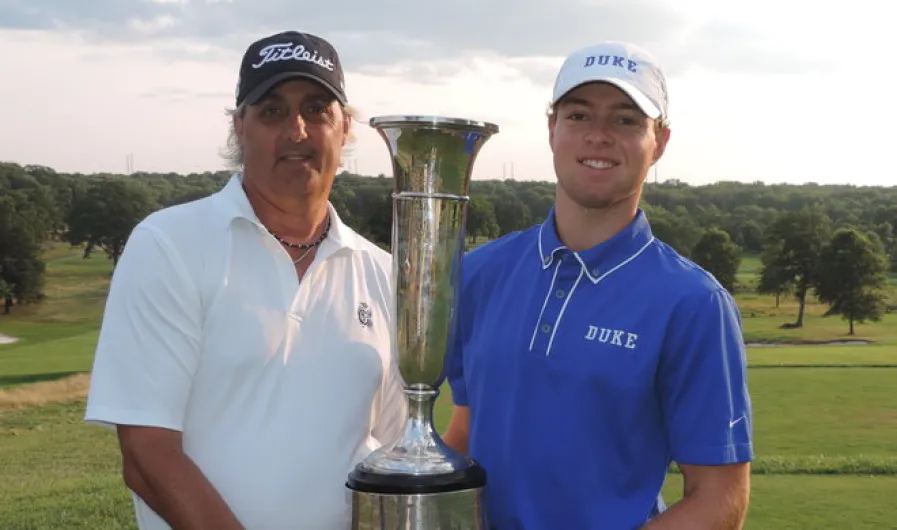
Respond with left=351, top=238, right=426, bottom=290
left=673, top=442, right=754, bottom=466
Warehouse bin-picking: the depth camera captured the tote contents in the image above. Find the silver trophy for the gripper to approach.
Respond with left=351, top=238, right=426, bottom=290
left=346, top=115, right=499, bottom=530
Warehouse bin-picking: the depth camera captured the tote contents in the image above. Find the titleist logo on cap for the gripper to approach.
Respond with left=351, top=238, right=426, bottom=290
left=251, top=42, right=335, bottom=71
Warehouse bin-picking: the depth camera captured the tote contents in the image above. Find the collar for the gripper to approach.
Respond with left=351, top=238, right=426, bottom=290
left=537, top=207, right=655, bottom=284
left=214, top=173, right=366, bottom=253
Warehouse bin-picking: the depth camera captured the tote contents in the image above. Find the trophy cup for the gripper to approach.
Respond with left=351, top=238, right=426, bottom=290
left=346, top=115, right=499, bottom=530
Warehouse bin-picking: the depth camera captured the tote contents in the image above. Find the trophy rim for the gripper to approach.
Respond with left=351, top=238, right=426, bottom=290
left=369, top=115, right=499, bottom=134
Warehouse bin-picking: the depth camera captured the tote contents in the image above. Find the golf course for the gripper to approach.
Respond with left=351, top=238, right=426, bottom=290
left=1, top=244, right=895, bottom=529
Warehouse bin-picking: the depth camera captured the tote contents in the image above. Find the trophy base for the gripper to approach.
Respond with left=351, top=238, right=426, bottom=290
left=347, top=462, right=488, bottom=530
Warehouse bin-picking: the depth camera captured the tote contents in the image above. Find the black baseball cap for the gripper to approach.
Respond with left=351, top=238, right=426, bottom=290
left=235, top=31, right=348, bottom=107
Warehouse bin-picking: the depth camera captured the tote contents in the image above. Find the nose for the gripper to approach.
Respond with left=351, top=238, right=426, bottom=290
left=286, top=113, right=308, bottom=141
left=584, top=120, right=613, bottom=145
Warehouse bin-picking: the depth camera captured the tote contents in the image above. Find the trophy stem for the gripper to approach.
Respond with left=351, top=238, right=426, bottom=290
left=404, top=384, right=440, bottom=453
left=385, top=384, right=450, bottom=469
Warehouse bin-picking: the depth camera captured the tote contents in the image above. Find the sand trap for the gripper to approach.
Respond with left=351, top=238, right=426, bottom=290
left=0, top=333, right=18, bottom=345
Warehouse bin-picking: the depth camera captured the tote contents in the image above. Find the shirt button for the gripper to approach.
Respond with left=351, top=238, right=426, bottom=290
left=555, top=289, right=565, bottom=298
left=541, top=323, right=551, bottom=333
left=592, top=268, right=600, bottom=276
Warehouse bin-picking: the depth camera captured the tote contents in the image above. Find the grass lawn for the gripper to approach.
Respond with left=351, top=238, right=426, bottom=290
left=1, top=245, right=896, bottom=528
left=662, top=474, right=897, bottom=530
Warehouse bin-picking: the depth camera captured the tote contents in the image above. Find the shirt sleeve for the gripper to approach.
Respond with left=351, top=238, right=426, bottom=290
left=658, top=286, right=754, bottom=466
left=445, top=316, right=469, bottom=407
left=84, top=223, right=202, bottom=433
left=446, top=250, right=486, bottom=408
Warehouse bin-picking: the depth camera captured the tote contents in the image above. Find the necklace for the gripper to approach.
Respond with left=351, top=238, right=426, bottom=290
left=267, top=216, right=331, bottom=249
left=267, top=216, right=332, bottom=264
left=291, top=246, right=316, bottom=264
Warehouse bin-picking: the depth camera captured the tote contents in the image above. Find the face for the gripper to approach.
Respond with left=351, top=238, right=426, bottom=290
left=234, top=79, right=350, bottom=202
left=548, top=82, right=670, bottom=211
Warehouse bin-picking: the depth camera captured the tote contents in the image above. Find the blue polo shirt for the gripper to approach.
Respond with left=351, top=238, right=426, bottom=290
left=447, top=208, right=753, bottom=530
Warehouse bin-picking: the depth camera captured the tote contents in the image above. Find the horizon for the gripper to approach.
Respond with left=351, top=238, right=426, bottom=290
left=0, top=1, right=890, bottom=189
left=6, top=161, right=897, bottom=191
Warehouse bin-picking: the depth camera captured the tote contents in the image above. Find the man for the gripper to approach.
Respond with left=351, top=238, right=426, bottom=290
left=443, top=42, right=753, bottom=529
left=84, top=31, right=407, bottom=530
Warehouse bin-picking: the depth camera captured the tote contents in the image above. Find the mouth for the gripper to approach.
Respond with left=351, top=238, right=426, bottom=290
left=578, top=157, right=619, bottom=170
left=279, top=153, right=313, bottom=163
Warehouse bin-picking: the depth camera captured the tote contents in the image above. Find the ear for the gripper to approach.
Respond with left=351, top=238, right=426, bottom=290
left=547, top=114, right=556, bottom=148
left=233, top=112, right=245, bottom=137
left=341, top=111, right=351, bottom=146
left=652, top=126, right=671, bottom=164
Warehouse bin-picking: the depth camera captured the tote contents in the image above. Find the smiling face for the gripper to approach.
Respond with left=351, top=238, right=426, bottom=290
left=548, top=81, right=670, bottom=212
left=234, top=78, right=350, bottom=204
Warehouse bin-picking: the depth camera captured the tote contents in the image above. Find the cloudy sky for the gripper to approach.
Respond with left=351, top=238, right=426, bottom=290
left=0, top=0, right=889, bottom=186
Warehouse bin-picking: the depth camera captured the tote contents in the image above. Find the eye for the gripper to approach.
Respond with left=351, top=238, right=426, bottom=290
left=307, top=103, right=327, bottom=114
left=614, top=113, right=647, bottom=128
left=260, top=105, right=284, bottom=118
left=302, top=100, right=337, bottom=124
left=565, top=111, right=588, bottom=121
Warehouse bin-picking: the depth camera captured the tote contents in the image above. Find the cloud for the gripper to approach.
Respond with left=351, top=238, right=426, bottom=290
left=140, top=87, right=232, bottom=102
left=668, top=20, right=829, bottom=75
left=0, top=0, right=827, bottom=84
left=0, top=0, right=162, bottom=33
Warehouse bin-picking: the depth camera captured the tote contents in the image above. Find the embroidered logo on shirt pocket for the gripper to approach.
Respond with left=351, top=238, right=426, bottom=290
left=357, top=302, right=373, bottom=328
left=584, top=325, right=639, bottom=350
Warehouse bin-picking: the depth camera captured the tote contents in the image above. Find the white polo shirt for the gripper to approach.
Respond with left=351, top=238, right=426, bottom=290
left=84, top=174, right=407, bottom=530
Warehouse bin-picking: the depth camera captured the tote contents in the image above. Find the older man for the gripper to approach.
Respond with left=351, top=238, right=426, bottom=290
left=444, top=42, right=753, bottom=529
left=85, top=31, right=406, bottom=530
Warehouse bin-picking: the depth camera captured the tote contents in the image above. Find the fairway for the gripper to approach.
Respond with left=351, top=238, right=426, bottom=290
left=750, top=367, right=897, bottom=459
left=1, top=245, right=896, bottom=528
left=662, top=474, right=897, bottom=529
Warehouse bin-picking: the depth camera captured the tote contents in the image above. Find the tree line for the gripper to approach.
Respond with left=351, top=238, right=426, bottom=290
left=1, top=162, right=895, bottom=333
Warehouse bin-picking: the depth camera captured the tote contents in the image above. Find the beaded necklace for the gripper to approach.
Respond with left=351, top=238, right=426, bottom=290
left=267, top=215, right=331, bottom=264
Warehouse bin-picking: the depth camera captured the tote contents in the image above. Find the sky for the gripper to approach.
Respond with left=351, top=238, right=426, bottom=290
left=0, top=0, right=891, bottom=187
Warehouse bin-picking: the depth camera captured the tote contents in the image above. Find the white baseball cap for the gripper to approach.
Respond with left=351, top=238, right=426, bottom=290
left=551, top=41, right=669, bottom=120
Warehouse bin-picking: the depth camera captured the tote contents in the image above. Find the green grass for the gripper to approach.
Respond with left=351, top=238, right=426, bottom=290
left=0, top=401, right=134, bottom=529
left=750, top=368, right=897, bottom=459
left=0, top=333, right=100, bottom=387
left=734, top=252, right=897, bottom=343
left=1, top=246, right=897, bottom=527
left=735, top=287, right=897, bottom=345
left=748, top=344, right=897, bottom=366
left=0, top=249, right=106, bottom=388
left=662, top=474, right=897, bottom=530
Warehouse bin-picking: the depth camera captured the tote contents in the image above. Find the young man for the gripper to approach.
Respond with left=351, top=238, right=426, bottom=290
left=443, top=42, right=753, bottom=529
left=84, top=31, right=407, bottom=529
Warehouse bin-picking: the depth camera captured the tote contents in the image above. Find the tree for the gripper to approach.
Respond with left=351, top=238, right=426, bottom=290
left=466, top=195, right=499, bottom=245
left=490, top=192, right=531, bottom=236
left=763, top=208, right=833, bottom=328
left=0, top=192, right=47, bottom=312
left=815, top=228, right=890, bottom=335
left=65, top=178, right=157, bottom=269
left=872, top=221, right=897, bottom=272
left=756, top=240, right=792, bottom=307
left=691, top=227, right=742, bottom=292
left=642, top=204, right=703, bottom=257
left=0, top=278, right=10, bottom=314
left=739, top=219, right=765, bottom=254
